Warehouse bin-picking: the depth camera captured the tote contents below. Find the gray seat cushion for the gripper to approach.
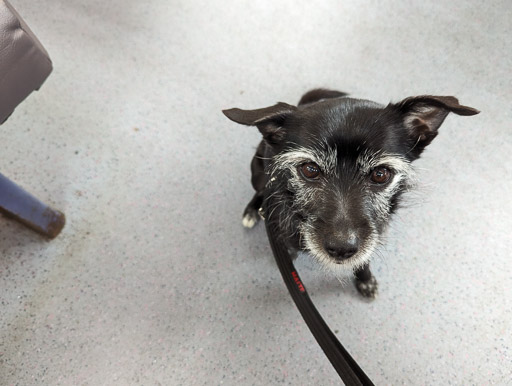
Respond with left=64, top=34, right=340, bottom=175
left=0, top=0, right=52, bottom=123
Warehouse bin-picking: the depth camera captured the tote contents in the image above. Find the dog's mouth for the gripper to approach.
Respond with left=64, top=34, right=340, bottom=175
left=319, top=239, right=377, bottom=272
left=327, top=251, right=362, bottom=266
left=300, top=226, right=378, bottom=272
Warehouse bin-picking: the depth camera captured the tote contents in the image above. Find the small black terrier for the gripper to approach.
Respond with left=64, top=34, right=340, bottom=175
left=223, top=89, right=478, bottom=298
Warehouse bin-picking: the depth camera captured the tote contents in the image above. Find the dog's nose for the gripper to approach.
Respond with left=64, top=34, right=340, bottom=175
left=324, top=238, right=359, bottom=261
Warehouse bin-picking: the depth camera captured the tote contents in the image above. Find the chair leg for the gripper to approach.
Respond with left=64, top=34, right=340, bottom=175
left=0, top=173, right=65, bottom=239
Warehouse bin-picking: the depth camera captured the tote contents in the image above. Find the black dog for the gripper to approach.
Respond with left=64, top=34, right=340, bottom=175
left=223, top=89, right=478, bottom=298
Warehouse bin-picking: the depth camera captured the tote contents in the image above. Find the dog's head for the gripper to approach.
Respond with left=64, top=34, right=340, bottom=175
left=224, top=94, right=478, bottom=272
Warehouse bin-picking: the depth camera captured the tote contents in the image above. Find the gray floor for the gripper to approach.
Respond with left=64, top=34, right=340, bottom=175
left=1, top=0, right=511, bottom=384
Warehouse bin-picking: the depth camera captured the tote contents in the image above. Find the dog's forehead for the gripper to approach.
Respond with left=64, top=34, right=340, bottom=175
left=295, top=97, right=384, bottom=126
left=287, top=97, right=404, bottom=155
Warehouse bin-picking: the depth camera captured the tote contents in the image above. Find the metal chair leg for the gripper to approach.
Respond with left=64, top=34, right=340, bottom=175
left=0, top=173, right=65, bottom=239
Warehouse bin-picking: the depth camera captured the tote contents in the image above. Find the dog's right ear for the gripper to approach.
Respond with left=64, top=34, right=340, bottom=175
left=222, top=102, right=297, bottom=144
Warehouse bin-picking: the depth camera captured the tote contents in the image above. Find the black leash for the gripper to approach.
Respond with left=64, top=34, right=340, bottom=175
left=263, top=203, right=375, bottom=385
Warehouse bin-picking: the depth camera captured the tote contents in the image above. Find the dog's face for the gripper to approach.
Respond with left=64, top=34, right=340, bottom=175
left=224, top=95, right=478, bottom=272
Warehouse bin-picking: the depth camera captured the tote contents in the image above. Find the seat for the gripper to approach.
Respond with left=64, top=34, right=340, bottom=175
left=0, top=0, right=64, bottom=238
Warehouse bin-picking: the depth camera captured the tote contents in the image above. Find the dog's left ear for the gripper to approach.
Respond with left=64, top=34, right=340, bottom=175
left=390, top=95, right=479, bottom=155
left=222, top=102, right=297, bottom=144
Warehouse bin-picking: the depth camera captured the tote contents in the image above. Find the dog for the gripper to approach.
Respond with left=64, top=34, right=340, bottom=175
left=223, top=89, right=478, bottom=298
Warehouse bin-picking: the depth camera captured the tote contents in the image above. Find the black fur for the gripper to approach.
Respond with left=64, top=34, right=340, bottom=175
left=223, top=89, right=478, bottom=298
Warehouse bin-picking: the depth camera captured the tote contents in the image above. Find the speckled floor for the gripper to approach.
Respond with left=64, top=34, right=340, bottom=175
left=1, top=0, right=511, bottom=384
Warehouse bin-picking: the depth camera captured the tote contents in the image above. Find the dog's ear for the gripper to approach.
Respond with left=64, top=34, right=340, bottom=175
left=222, top=102, right=297, bottom=144
left=390, top=95, right=479, bottom=155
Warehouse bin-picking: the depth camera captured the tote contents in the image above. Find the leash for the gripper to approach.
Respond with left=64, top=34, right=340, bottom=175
left=263, top=200, right=375, bottom=385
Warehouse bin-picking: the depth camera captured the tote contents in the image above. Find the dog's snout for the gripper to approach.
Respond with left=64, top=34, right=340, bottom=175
left=323, top=237, right=359, bottom=261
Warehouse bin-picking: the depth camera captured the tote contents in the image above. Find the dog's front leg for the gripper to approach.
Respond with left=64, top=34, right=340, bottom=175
left=242, top=141, right=268, bottom=229
left=242, top=191, right=265, bottom=228
left=354, top=263, right=378, bottom=299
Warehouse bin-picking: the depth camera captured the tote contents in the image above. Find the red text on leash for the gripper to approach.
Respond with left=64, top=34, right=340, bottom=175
left=291, top=271, right=305, bottom=292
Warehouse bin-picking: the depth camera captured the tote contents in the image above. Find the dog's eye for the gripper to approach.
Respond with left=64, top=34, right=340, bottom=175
left=300, top=162, right=321, bottom=180
left=370, top=167, right=392, bottom=184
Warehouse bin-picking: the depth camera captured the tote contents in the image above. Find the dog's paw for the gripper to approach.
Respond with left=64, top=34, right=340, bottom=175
left=242, top=210, right=259, bottom=228
left=355, top=275, right=378, bottom=299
